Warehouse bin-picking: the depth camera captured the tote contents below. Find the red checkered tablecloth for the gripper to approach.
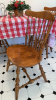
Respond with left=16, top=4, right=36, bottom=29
left=50, top=18, right=56, bottom=36
left=0, top=15, right=56, bottom=40
left=0, top=15, right=28, bottom=39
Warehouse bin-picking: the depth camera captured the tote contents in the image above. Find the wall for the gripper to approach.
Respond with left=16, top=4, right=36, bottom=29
left=0, top=0, right=56, bottom=45
left=0, top=0, right=56, bottom=11
left=25, top=0, right=56, bottom=11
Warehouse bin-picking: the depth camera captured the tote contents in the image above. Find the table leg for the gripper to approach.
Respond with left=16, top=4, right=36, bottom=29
left=15, top=67, right=20, bottom=100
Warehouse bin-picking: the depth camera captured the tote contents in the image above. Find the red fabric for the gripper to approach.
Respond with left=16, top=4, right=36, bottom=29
left=0, top=15, right=56, bottom=40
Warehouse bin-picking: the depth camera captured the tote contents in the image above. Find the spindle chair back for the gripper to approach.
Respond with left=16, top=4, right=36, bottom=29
left=44, top=7, right=56, bottom=57
left=6, top=10, right=55, bottom=100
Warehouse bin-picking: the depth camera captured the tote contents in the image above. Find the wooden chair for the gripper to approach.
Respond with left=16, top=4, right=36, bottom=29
left=0, top=3, right=9, bottom=54
left=6, top=10, right=54, bottom=100
left=44, top=7, right=56, bottom=58
left=44, top=7, right=56, bottom=16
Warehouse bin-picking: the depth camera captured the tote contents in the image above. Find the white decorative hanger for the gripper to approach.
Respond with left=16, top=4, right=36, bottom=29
left=0, top=9, right=3, bottom=16
left=0, top=3, right=7, bottom=16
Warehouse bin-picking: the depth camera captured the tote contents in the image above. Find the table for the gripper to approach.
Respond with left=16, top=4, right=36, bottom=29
left=0, top=15, right=56, bottom=53
left=0, top=15, right=28, bottom=53
left=0, top=15, right=56, bottom=39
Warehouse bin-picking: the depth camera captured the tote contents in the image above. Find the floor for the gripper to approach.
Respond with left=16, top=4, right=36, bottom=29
left=0, top=41, right=56, bottom=100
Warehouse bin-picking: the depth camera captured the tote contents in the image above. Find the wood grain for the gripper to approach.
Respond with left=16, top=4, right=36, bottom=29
left=7, top=45, right=42, bottom=68
left=25, top=10, right=54, bottom=21
left=44, top=7, right=56, bottom=11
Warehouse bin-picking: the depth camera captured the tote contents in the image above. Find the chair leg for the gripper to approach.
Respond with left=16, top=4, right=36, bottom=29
left=6, top=59, right=10, bottom=71
left=39, top=63, right=47, bottom=82
left=46, top=42, right=48, bottom=58
left=0, top=40, right=2, bottom=47
left=15, top=66, right=20, bottom=100
left=50, top=47, right=52, bottom=52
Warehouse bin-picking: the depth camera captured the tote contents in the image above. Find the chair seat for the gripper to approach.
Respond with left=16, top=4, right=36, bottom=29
left=7, top=45, right=42, bottom=68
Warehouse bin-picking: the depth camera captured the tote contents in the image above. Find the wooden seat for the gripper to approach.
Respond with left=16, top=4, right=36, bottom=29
left=7, top=45, right=42, bottom=67
left=6, top=10, right=54, bottom=100
left=0, top=3, right=9, bottom=54
left=44, top=7, right=56, bottom=58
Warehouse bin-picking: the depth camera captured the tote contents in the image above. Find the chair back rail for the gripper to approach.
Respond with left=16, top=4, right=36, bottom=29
left=44, top=7, right=56, bottom=16
left=44, top=7, right=56, bottom=11
left=25, top=10, right=54, bottom=58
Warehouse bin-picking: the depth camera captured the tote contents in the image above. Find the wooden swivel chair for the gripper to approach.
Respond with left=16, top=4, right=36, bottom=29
left=44, top=7, right=56, bottom=58
left=6, top=10, right=54, bottom=100
left=0, top=3, right=9, bottom=54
